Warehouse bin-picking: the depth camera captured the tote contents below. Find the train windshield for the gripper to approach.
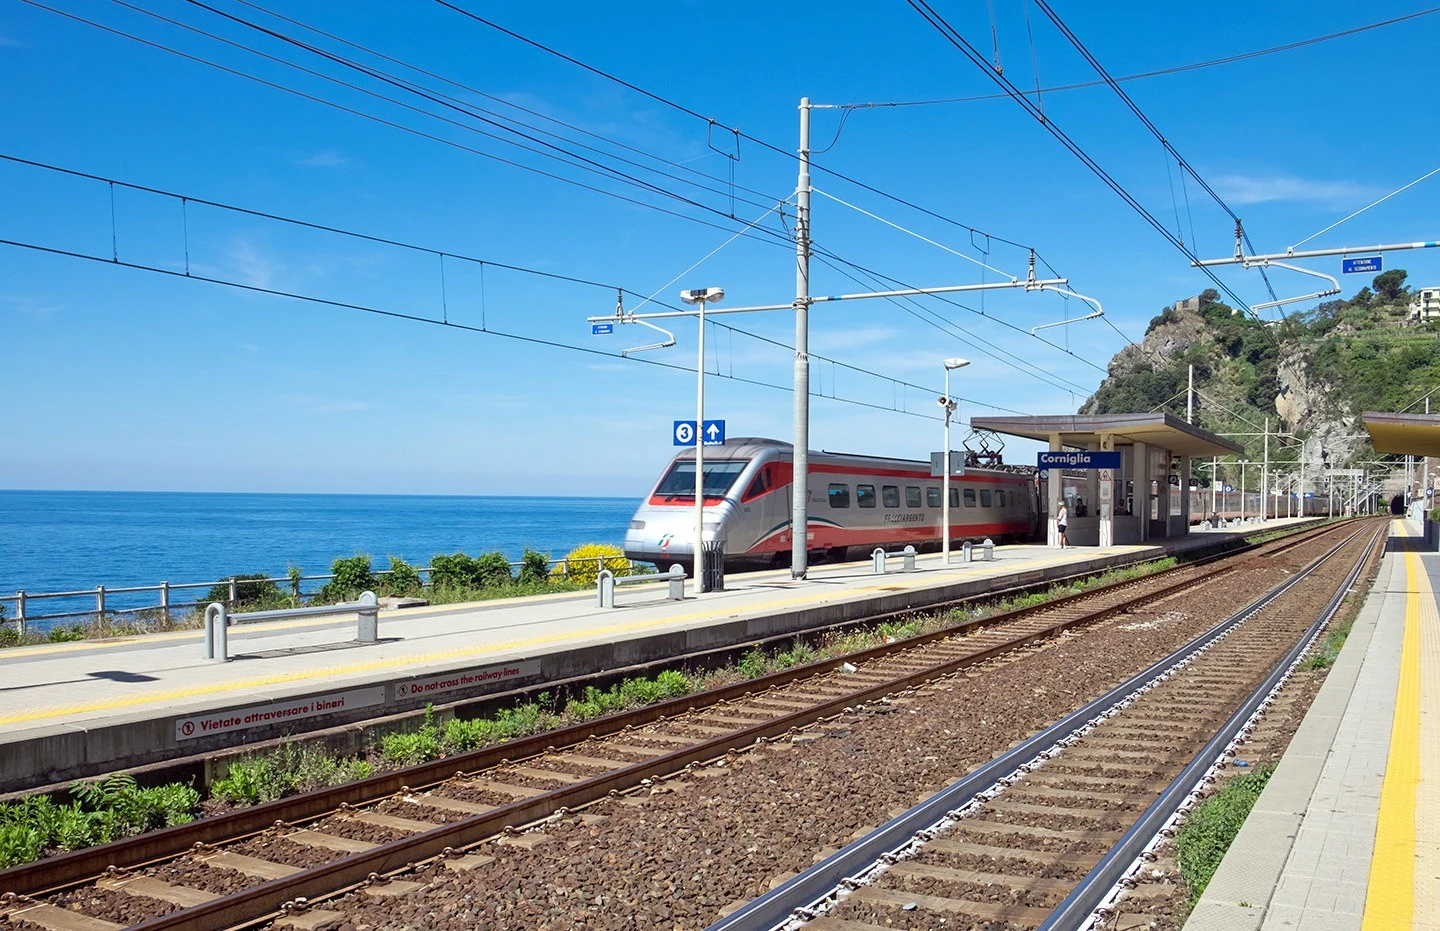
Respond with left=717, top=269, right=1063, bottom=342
left=654, top=459, right=750, bottom=499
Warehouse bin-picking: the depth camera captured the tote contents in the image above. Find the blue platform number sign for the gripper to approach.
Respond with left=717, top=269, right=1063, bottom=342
left=591, top=323, right=614, bottom=335
left=673, top=420, right=726, bottom=447
left=1341, top=256, right=1381, bottom=275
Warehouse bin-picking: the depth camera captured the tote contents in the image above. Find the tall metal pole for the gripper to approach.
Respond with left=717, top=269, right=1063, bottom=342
left=942, top=368, right=953, bottom=565
left=1186, top=364, right=1193, bottom=423
left=1240, top=461, right=1246, bottom=523
left=1262, top=417, right=1269, bottom=520
left=1211, top=456, right=1217, bottom=519
left=694, top=296, right=707, bottom=593
left=791, top=98, right=812, bottom=579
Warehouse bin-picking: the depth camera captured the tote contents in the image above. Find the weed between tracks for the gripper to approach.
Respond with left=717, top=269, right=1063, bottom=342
left=1174, top=765, right=1275, bottom=906
left=1301, top=621, right=1353, bottom=670
left=0, top=556, right=1178, bottom=870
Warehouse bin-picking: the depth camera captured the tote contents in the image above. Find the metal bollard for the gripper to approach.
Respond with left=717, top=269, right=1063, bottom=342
left=667, top=564, right=685, bottom=601
left=903, top=545, right=917, bottom=571
left=356, top=591, right=378, bottom=643
left=597, top=569, right=615, bottom=608
left=872, top=547, right=887, bottom=574
left=962, top=540, right=973, bottom=563
left=982, top=538, right=994, bottom=561
left=204, top=602, right=229, bottom=662
left=15, top=590, right=25, bottom=639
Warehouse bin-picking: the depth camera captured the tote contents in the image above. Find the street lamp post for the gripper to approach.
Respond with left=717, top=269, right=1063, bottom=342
left=1239, top=460, right=1248, bottom=523
left=680, top=287, right=724, bottom=593
left=939, top=358, right=971, bottom=564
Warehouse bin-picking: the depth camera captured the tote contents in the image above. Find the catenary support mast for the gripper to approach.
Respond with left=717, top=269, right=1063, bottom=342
left=791, top=98, right=812, bottom=578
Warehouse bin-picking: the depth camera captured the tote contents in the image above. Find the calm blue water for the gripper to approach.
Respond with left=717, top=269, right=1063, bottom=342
left=0, top=491, right=641, bottom=624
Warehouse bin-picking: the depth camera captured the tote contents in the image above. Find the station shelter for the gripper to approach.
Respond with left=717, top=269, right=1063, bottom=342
left=971, top=413, right=1244, bottom=547
left=1364, top=410, right=1440, bottom=520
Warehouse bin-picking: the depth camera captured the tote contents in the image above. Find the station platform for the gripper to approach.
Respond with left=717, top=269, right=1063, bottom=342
left=1188, top=518, right=1439, bottom=930
left=0, top=519, right=1308, bottom=794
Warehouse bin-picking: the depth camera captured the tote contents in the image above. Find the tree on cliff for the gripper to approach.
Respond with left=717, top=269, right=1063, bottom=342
left=1373, top=269, right=1408, bottom=301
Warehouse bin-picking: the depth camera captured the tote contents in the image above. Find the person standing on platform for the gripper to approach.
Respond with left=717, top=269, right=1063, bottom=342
left=1056, top=500, right=1069, bottom=549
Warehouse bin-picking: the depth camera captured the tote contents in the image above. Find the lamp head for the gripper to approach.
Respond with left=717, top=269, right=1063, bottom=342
left=942, top=357, right=971, bottom=370
left=680, top=287, right=725, bottom=305
left=937, top=395, right=957, bottom=412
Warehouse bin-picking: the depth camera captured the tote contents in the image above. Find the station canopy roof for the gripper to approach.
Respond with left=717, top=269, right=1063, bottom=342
left=970, top=413, right=1244, bottom=458
left=1363, top=412, right=1440, bottom=457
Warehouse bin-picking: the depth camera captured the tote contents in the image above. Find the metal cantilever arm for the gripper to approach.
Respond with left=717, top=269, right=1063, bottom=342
left=1244, top=259, right=1341, bottom=312
left=618, top=315, right=676, bottom=357
left=1025, top=285, right=1105, bottom=333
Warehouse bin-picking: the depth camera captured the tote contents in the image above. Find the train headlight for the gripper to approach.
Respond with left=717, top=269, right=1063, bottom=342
left=629, top=520, right=646, bottom=530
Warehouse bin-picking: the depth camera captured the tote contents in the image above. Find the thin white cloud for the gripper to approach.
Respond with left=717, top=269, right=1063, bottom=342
left=1213, top=173, right=1369, bottom=206
left=0, top=33, right=25, bottom=49
left=1, top=294, right=65, bottom=316
left=296, top=150, right=353, bottom=168
left=228, top=238, right=277, bottom=289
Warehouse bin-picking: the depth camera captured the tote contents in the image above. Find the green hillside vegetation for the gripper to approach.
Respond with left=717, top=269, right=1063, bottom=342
left=1083, top=270, right=1439, bottom=471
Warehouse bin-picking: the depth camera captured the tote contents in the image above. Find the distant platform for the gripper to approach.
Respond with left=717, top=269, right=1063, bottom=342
left=1187, top=518, right=1439, bottom=930
left=0, top=518, right=1317, bottom=794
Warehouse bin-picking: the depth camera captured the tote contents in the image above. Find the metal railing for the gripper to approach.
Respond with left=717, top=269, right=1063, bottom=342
left=0, top=555, right=642, bottom=636
left=596, top=564, right=687, bottom=608
left=204, top=592, right=379, bottom=662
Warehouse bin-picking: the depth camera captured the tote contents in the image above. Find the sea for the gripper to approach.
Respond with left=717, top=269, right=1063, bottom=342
left=0, top=490, right=641, bottom=627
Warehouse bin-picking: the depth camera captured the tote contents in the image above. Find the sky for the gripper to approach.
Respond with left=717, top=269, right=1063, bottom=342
left=3, top=0, right=1439, bottom=496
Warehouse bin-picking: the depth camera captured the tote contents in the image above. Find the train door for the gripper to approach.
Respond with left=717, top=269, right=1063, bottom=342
left=738, top=462, right=790, bottom=561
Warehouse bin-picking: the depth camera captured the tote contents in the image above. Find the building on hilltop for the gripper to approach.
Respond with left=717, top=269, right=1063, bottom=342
left=1408, top=286, right=1440, bottom=321
left=1173, top=295, right=1201, bottom=314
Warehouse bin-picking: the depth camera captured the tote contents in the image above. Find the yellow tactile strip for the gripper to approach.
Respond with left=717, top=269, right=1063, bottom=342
left=0, top=550, right=1105, bottom=729
left=1361, top=529, right=1432, bottom=928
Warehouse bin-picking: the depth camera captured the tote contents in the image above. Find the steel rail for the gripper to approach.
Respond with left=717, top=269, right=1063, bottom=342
left=0, top=522, right=1340, bottom=911
left=1038, top=521, right=1385, bottom=930
left=705, top=520, right=1376, bottom=931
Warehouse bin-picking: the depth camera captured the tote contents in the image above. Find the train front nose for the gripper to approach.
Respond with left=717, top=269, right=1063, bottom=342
left=624, top=514, right=698, bottom=567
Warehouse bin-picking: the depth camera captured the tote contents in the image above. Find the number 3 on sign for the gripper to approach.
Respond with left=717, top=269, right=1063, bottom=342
left=673, top=421, right=696, bottom=446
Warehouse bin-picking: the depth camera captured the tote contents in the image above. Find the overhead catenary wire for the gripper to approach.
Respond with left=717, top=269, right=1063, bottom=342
left=846, top=7, right=1440, bottom=109
left=23, top=0, right=799, bottom=251
left=228, top=0, right=780, bottom=205
left=1291, top=163, right=1440, bottom=250
left=904, top=0, right=1262, bottom=324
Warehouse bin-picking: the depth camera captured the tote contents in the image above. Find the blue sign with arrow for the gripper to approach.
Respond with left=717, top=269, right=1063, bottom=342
left=1341, top=256, right=1381, bottom=274
left=673, top=420, right=727, bottom=447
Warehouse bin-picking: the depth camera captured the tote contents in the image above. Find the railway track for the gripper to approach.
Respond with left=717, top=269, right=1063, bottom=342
left=0, top=519, right=1370, bottom=931
left=715, top=520, right=1384, bottom=931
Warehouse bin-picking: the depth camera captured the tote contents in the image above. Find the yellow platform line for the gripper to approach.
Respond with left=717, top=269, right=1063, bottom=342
left=1361, top=537, right=1426, bottom=928
left=1416, top=544, right=1440, bottom=928
left=0, top=552, right=1084, bottom=728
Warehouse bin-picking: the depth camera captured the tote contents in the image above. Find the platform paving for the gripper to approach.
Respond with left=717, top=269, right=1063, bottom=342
left=1187, top=518, right=1440, bottom=930
left=0, top=520, right=1304, bottom=793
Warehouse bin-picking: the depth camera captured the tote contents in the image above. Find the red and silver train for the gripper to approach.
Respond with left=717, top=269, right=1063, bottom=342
left=624, top=438, right=1040, bottom=569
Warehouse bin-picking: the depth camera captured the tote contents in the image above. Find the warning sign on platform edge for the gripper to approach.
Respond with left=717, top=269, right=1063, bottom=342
left=174, top=686, right=385, bottom=741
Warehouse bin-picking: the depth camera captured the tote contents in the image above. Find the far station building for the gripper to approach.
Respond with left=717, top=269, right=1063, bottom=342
left=971, top=413, right=1244, bottom=547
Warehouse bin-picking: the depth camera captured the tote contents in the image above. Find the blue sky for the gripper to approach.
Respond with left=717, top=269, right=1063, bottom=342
left=3, top=0, right=1439, bottom=496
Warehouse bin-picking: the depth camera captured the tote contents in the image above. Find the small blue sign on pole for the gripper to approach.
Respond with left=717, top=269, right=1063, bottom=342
left=673, top=420, right=727, bottom=446
left=592, top=323, right=614, bottom=335
left=1037, top=451, right=1121, bottom=470
left=1341, top=256, right=1382, bottom=275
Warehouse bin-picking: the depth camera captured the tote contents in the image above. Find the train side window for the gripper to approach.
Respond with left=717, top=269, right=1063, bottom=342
left=881, top=485, right=899, bottom=508
left=905, top=486, right=922, bottom=508
left=963, top=488, right=977, bottom=508
left=950, top=487, right=962, bottom=507
left=857, top=484, right=877, bottom=508
left=742, top=467, right=772, bottom=502
left=980, top=489, right=993, bottom=507
left=828, top=483, right=850, bottom=508
left=995, top=489, right=1006, bottom=508
left=927, top=487, right=941, bottom=507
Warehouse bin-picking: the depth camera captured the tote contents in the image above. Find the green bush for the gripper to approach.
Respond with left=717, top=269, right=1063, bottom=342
left=211, top=744, right=370, bottom=806
left=474, top=551, right=513, bottom=587
left=316, top=555, right=375, bottom=603
left=382, top=556, right=423, bottom=596
left=1176, top=766, right=1274, bottom=903
left=737, top=647, right=767, bottom=680
left=47, top=625, right=86, bottom=643
left=553, top=543, right=630, bottom=585
left=518, top=548, right=550, bottom=585
left=0, top=625, right=18, bottom=649
left=204, top=573, right=283, bottom=608
left=429, top=552, right=481, bottom=590
left=0, top=822, right=44, bottom=869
